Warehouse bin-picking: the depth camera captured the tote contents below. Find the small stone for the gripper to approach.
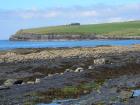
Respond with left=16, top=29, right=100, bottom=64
left=48, top=74, right=53, bottom=77
left=21, top=82, right=25, bottom=85
left=35, top=78, right=41, bottom=84
left=83, top=90, right=89, bottom=94
left=55, top=73, right=59, bottom=75
left=88, top=65, right=95, bottom=70
left=69, top=70, right=74, bottom=72
left=27, top=81, right=35, bottom=84
left=97, top=89, right=101, bottom=94
left=75, top=67, right=84, bottom=72
left=65, top=69, right=72, bottom=73
left=60, top=73, right=64, bottom=75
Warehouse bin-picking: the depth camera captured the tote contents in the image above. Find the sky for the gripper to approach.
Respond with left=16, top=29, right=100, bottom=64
left=0, top=0, right=140, bottom=39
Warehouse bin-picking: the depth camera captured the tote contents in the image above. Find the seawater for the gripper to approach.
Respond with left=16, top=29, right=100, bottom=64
left=0, top=40, right=140, bottom=50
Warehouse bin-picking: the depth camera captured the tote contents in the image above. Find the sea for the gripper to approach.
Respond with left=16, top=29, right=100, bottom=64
left=0, top=40, right=140, bottom=50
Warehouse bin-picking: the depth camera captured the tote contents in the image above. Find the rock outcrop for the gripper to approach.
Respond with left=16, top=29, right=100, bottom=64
left=10, top=34, right=140, bottom=41
left=0, top=45, right=140, bottom=105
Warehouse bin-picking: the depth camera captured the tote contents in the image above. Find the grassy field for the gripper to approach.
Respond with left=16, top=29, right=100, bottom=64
left=16, top=21, right=140, bottom=36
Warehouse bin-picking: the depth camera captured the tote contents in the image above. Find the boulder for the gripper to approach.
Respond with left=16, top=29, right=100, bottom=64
left=75, top=67, right=84, bottom=72
left=119, top=90, right=133, bottom=99
left=4, top=79, right=17, bottom=86
left=14, top=80, right=23, bottom=85
left=94, top=58, right=106, bottom=65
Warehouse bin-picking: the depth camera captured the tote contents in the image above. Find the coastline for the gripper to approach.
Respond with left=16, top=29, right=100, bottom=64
left=0, top=44, right=140, bottom=64
left=10, top=34, right=140, bottom=41
left=0, top=45, right=140, bottom=104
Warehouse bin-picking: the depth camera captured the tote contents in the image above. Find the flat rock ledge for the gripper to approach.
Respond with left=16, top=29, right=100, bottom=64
left=0, top=45, right=140, bottom=105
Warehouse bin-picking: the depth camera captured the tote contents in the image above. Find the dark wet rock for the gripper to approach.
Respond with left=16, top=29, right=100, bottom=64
left=0, top=45, right=140, bottom=104
left=14, top=80, right=23, bottom=85
left=63, top=74, right=140, bottom=105
left=127, top=96, right=140, bottom=105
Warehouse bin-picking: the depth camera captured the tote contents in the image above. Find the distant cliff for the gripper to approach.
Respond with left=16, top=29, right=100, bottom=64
left=10, top=21, right=140, bottom=41
left=10, top=34, right=105, bottom=41
left=10, top=34, right=140, bottom=41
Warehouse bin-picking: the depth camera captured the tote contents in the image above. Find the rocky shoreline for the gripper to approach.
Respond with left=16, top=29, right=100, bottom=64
left=10, top=34, right=140, bottom=41
left=0, top=45, right=140, bottom=105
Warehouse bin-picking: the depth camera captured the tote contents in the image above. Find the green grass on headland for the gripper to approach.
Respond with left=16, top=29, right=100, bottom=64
left=16, top=21, right=140, bottom=36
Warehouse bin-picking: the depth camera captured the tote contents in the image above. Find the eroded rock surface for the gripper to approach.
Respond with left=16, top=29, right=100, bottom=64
left=0, top=45, right=140, bottom=105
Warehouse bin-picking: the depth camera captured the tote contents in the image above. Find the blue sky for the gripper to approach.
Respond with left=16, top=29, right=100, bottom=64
left=1, top=0, right=140, bottom=9
left=0, top=0, right=140, bottom=39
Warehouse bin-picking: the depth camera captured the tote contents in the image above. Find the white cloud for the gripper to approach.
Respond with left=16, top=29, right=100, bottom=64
left=14, top=10, right=61, bottom=19
left=19, top=11, right=36, bottom=19
left=79, top=10, right=97, bottom=17
left=43, top=11, right=61, bottom=18
left=0, top=3, right=140, bottom=22
left=122, top=3, right=140, bottom=10
left=107, top=17, right=125, bottom=22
